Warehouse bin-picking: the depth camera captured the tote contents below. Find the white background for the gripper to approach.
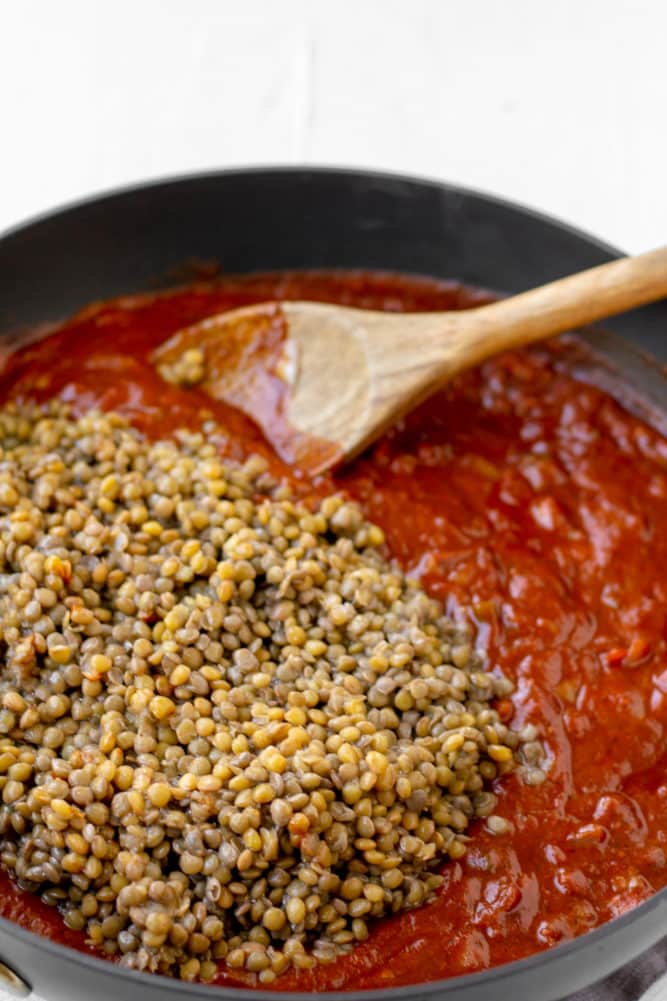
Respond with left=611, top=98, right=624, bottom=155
left=1, top=0, right=666, bottom=253
left=0, top=2, right=666, bottom=1000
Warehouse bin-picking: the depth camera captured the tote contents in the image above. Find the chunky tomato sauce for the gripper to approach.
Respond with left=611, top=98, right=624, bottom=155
left=0, top=271, right=665, bottom=989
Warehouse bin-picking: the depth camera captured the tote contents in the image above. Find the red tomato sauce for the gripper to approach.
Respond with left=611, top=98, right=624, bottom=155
left=0, top=271, right=665, bottom=990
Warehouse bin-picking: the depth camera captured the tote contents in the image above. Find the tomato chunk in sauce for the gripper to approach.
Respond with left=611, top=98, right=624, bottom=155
left=0, top=271, right=665, bottom=990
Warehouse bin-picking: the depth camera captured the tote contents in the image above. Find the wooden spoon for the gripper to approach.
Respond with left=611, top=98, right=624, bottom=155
left=154, top=246, right=667, bottom=473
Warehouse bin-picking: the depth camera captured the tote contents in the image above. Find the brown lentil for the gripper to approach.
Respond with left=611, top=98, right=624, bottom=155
left=0, top=402, right=544, bottom=982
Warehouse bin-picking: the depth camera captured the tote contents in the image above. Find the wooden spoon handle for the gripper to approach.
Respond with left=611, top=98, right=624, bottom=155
left=457, top=245, right=667, bottom=365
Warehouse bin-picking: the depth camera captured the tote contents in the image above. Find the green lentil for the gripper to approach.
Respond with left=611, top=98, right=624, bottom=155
left=0, top=401, right=544, bottom=984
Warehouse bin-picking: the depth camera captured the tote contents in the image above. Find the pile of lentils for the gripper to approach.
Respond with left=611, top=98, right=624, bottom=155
left=0, top=400, right=546, bottom=982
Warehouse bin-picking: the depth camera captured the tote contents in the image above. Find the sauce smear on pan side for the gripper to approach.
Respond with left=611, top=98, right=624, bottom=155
left=0, top=270, right=665, bottom=990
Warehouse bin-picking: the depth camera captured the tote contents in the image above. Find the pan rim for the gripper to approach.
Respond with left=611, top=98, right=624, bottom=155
left=0, top=163, right=625, bottom=263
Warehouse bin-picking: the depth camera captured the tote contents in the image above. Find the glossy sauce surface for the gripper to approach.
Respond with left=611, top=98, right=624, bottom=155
left=0, top=271, right=665, bottom=990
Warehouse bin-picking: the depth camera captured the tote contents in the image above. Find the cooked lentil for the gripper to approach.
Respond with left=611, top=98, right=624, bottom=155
left=0, top=400, right=542, bottom=981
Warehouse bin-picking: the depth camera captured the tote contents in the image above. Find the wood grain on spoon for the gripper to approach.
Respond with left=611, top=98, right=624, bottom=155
left=154, top=247, right=667, bottom=472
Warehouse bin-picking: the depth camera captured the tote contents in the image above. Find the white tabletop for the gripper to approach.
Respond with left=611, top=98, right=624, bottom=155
left=0, top=1, right=665, bottom=999
left=1, top=0, right=666, bottom=253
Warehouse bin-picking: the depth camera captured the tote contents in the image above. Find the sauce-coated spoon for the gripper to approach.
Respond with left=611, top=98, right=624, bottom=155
left=154, top=246, right=667, bottom=472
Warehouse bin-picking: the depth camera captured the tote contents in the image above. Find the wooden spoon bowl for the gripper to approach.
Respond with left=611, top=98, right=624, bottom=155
left=154, top=246, right=667, bottom=472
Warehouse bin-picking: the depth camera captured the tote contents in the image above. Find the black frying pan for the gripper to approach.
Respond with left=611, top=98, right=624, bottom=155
left=0, top=167, right=665, bottom=1001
